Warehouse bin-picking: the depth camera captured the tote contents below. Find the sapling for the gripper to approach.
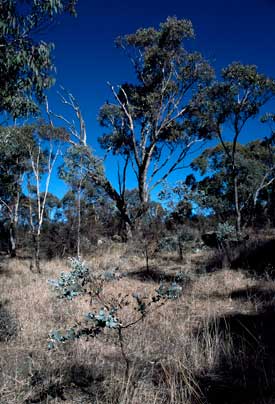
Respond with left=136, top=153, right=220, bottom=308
left=48, top=257, right=182, bottom=377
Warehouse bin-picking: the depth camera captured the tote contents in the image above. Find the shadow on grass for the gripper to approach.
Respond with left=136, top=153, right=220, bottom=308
left=202, top=239, right=275, bottom=279
left=24, top=383, right=66, bottom=404
left=127, top=265, right=191, bottom=286
left=196, top=286, right=275, bottom=306
left=231, top=239, right=275, bottom=277
left=0, top=263, right=11, bottom=278
left=0, top=300, right=17, bottom=342
left=24, top=362, right=105, bottom=403
left=230, top=286, right=275, bottom=304
left=196, top=294, right=275, bottom=404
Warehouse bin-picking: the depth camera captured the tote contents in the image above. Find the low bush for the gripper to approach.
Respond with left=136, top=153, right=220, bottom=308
left=48, top=257, right=183, bottom=376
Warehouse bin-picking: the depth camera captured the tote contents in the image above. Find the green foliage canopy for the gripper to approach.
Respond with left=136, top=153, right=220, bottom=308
left=0, top=0, right=77, bottom=118
left=188, top=140, right=275, bottom=223
left=98, top=17, right=214, bottom=206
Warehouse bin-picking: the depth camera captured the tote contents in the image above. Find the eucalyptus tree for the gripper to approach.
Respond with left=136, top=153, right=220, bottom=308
left=97, top=17, right=214, bottom=230
left=60, top=186, right=117, bottom=253
left=50, top=19, right=213, bottom=236
left=59, top=144, right=104, bottom=256
left=59, top=146, right=87, bottom=257
left=0, top=0, right=77, bottom=119
left=176, top=140, right=275, bottom=227
left=0, top=125, right=34, bottom=256
left=26, top=123, right=67, bottom=271
left=50, top=88, right=134, bottom=238
left=187, top=63, right=275, bottom=234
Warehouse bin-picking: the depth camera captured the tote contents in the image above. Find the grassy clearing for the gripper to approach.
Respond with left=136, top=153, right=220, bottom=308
left=0, top=245, right=275, bottom=403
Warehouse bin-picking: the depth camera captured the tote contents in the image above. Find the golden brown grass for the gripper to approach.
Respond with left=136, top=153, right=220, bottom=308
left=0, top=247, right=274, bottom=403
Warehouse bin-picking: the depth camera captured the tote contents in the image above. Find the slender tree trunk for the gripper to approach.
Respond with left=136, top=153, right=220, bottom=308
left=234, top=174, right=242, bottom=237
left=9, top=186, right=21, bottom=258
left=178, top=239, right=183, bottom=261
left=76, top=185, right=81, bottom=257
left=9, top=221, right=16, bottom=258
left=144, top=243, right=149, bottom=271
left=31, top=232, right=41, bottom=273
left=35, top=233, right=41, bottom=273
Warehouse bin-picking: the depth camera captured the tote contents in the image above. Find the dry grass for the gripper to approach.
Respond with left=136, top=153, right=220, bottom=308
left=0, top=247, right=275, bottom=403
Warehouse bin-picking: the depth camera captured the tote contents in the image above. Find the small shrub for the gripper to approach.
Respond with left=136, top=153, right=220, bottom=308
left=48, top=257, right=89, bottom=300
left=158, top=236, right=178, bottom=253
left=47, top=257, right=182, bottom=375
left=216, top=222, right=237, bottom=243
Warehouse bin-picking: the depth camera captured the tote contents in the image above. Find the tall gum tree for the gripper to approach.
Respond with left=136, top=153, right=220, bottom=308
left=97, top=17, right=214, bottom=231
left=51, top=18, right=213, bottom=238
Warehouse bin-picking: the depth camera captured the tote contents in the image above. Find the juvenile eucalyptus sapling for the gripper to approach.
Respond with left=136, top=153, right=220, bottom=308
left=48, top=257, right=183, bottom=376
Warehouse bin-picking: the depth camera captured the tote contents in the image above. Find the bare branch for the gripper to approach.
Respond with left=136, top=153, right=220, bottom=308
left=50, top=88, right=87, bottom=146
left=0, top=197, right=12, bottom=214
left=149, top=139, right=203, bottom=192
left=108, top=82, right=140, bottom=167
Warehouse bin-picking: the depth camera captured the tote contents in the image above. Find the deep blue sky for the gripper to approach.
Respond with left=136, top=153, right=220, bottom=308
left=44, top=0, right=275, bottom=198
